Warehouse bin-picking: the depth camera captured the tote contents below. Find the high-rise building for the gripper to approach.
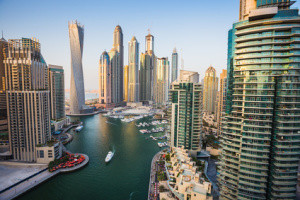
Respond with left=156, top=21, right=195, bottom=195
left=169, top=78, right=203, bottom=154
left=113, top=25, right=124, bottom=104
left=145, top=33, right=155, bottom=100
left=171, top=48, right=178, bottom=83
left=4, top=38, right=51, bottom=162
left=140, top=53, right=152, bottom=102
left=109, top=48, right=122, bottom=104
left=99, top=51, right=111, bottom=105
left=0, top=36, right=8, bottom=135
left=123, top=65, right=128, bottom=102
left=128, top=36, right=139, bottom=102
left=179, top=70, right=199, bottom=83
left=154, top=57, right=169, bottom=107
left=68, top=21, right=85, bottom=114
left=219, top=1, right=300, bottom=199
left=203, top=66, right=218, bottom=113
left=48, top=65, right=65, bottom=120
left=216, top=69, right=227, bottom=136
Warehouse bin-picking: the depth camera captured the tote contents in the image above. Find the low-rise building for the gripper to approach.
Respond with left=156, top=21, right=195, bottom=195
left=36, top=142, right=62, bottom=164
left=166, top=147, right=212, bottom=200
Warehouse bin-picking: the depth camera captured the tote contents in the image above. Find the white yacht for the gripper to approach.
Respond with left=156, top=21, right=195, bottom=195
left=74, top=125, right=83, bottom=132
left=105, top=151, right=114, bottom=162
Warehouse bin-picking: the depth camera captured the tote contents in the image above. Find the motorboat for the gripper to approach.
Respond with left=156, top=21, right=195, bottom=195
left=105, top=151, right=114, bottom=162
left=74, top=125, right=83, bottom=132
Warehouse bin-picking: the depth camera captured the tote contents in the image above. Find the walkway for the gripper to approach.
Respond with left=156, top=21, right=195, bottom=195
left=0, top=154, right=89, bottom=200
left=148, top=150, right=164, bottom=200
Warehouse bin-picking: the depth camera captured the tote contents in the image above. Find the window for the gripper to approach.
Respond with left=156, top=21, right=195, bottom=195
left=39, top=150, right=44, bottom=158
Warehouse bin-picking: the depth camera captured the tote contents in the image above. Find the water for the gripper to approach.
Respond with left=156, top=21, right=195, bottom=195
left=19, top=114, right=167, bottom=200
left=65, top=92, right=99, bottom=100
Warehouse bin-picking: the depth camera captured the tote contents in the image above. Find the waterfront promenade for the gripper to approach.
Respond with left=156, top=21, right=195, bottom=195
left=148, top=149, right=165, bottom=200
left=0, top=154, right=89, bottom=200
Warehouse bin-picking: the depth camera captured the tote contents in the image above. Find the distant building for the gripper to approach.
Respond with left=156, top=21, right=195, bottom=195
left=179, top=70, right=199, bottom=83
left=154, top=57, right=169, bottom=107
left=128, top=36, right=139, bottom=102
left=68, top=21, right=86, bottom=114
left=145, top=33, right=155, bottom=101
left=169, top=80, right=203, bottom=153
left=109, top=48, right=122, bottom=104
left=99, top=51, right=111, bottom=105
left=203, top=66, right=218, bottom=113
left=0, top=36, right=8, bottom=135
left=48, top=65, right=65, bottom=120
left=123, top=65, right=128, bottom=102
left=113, top=25, right=124, bottom=104
left=140, top=52, right=152, bottom=102
left=171, top=48, right=178, bottom=83
left=216, top=69, right=227, bottom=136
left=4, top=38, right=51, bottom=162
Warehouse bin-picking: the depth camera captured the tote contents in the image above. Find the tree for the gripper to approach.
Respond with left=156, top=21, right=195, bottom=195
left=159, top=185, right=165, bottom=192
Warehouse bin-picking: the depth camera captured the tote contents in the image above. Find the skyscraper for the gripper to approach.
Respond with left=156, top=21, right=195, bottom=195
left=69, top=21, right=85, bottom=114
left=216, top=69, right=227, bottom=136
left=219, top=1, right=300, bottom=199
left=0, top=36, right=8, bottom=135
left=4, top=38, right=51, bottom=162
left=128, top=36, right=139, bottom=102
left=109, top=48, right=121, bottom=104
left=169, top=75, right=203, bottom=155
left=154, top=57, right=169, bottom=107
left=140, top=53, right=152, bottom=102
left=99, top=51, right=111, bottom=105
left=113, top=25, right=124, bottom=104
left=171, top=47, right=178, bottom=83
left=146, top=33, right=155, bottom=100
left=48, top=65, right=65, bottom=120
left=123, top=65, right=128, bottom=102
left=203, top=66, right=218, bottom=113
left=179, top=70, right=199, bottom=83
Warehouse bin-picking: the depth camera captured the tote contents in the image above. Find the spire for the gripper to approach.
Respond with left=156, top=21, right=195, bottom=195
left=173, top=47, right=177, bottom=53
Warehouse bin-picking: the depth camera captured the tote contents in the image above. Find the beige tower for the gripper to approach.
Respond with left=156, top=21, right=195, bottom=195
left=124, top=65, right=128, bottom=102
left=239, top=0, right=257, bottom=21
left=5, top=38, right=51, bottom=162
left=216, top=69, right=227, bottom=136
left=203, top=66, right=218, bottom=113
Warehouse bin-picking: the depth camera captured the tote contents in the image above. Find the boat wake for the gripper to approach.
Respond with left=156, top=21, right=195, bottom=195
left=105, top=121, right=117, bottom=125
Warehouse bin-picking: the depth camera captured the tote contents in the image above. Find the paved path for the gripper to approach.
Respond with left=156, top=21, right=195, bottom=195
left=0, top=154, right=89, bottom=200
left=148, top=150, right=164, bottom=200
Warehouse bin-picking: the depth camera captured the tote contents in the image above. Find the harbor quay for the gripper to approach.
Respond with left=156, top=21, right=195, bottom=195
left=0, top=154, right=89, bottom=200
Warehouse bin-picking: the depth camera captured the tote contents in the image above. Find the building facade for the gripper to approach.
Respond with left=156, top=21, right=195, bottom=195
left=0, top=36, right=8, bottom=135
left=99, top=51, right=111, bottom=104
left=128, top=36, right=139, bottom=102
left=48, top=65, right=65, bottom=120
left=219, top=1, right=300, bottom=199
left=179, top=70, right=200, bottom=83
left=145, top=33, right=155, bottom=101
left=4, top=38, right=51, bottom=162
left=216, top=69, right=227, bottom=136
left=154, top=57, right=169, bottom=107
left=169, top=80, right=203, bottom=153
left=109, top=48, right=122, bottom=104
left=140, top=53, right=152, bottom=102
left=113, top=25, right=124, bottom=104
left=68, top=21, right=85, bottom=114
left=171, top=48, right=178, bottom=83
left=123, top=65, right=128, bottom=102
left=203, top=66, right=218, bottom=113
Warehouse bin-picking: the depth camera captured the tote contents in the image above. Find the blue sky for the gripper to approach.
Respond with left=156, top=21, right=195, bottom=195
left=0, top=0, right=299, bottom=90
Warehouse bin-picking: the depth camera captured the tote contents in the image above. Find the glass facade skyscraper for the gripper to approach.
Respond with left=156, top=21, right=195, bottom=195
left=219, top=1, right=300, bottom=199
left=128, top=36, right=139, bottom=102
left=48, top=65, right=65, bottom=120
left=171, top=48, right=178, bottom=83
left=154, top=57, right=169, bottom=107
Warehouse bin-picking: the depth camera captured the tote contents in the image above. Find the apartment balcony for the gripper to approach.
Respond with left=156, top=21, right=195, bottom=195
left=239, top=169, right=268, bottom=177
left=273, top=162, right=299, bottom=167
left=235, top=40, right=294, bottom=49
left=271, top=192, right=296, bottom=198
left=274, top=156, right=299, bottom=162
left=238, top=191, right=266, bottom=200
left=242, top=135, right=270, bottom=140
left=272, top=180, right=298, bottom=186
left=240, top=157, right=268, bottom=165
left=239, top=179, right=267, bottom=188
left=272, top=186, right=297, bottom=192
left=239, top=185, right=267, bottom=194
left=240, top=163, right=268, bottom=171
left=235, top=17, right=300, bottom=29
left=235, top=25, right=298, bottom=36
left=272, top=174, right=298, bottom=180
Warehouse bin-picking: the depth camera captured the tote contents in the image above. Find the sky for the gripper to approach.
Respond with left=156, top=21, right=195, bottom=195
left=0, top=0, right=299, bottom=90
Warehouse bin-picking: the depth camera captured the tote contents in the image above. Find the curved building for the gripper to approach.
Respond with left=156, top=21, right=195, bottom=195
left=203, top=66, right=218, bottom=112
left=128, top=36, right=139, bottom=102
left=99, top=51, right=111, bottom=104
left=69, top=21, right=85, bottom=114
left=219, top=1, right=300, bottom=200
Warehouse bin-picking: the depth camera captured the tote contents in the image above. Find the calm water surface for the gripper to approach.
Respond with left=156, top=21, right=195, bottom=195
left=19, top=114, right=166, bottom=200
